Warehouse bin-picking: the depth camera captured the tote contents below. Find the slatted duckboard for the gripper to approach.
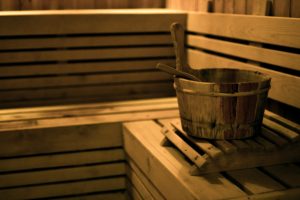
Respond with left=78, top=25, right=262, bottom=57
left=160, top=110, right=300, bottom=175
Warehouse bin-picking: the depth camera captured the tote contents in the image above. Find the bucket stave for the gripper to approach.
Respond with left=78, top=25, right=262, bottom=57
left=174, top=68, right=271, bottom=139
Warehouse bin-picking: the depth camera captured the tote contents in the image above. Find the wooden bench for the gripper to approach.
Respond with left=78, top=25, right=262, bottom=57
left=0, top=97, right=179, bottom=199
left=0, top=9, right=185, bottom=108
left=124, top=12, right=300, bottom=200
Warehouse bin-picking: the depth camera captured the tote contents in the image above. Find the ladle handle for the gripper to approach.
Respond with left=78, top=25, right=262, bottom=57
left=156, top=63, right=200, bottom=81
left=170, top=22, right=187, bottom=71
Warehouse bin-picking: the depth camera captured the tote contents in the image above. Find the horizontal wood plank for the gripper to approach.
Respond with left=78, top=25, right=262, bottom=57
left=0, top=34, right=172, bottom=50
left=0, top=177, right=126, bottom=199
left=0, top=46, right=174, bottom=63
left=187, top=12, right=300, bottom=48
left=0, top=123, right=122, bottom=157
left=0, top=82, right=174, bottom=102
left=0, top=163, right=125, bottom=188
left=0, top=102, right=178, bottom=122
left=187, top=49, right=300, bottom=109
left=0, top=149, right=125, bottom=172
left=187, top=34, right=300, bottom=71
left=0, top=9, right=186, bottom=36
left=0, top=97, right=178, bottom=115
left=0, top=59, right=175, bottom=77
left=0, top=71, right=172, bottom=90
left=55, top=191, right=126, bottom=200
left=226, top=168, right=285, bottom=194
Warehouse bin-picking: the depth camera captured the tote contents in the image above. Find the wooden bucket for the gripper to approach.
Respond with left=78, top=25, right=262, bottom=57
left=174, top=68, right=271, bottom=139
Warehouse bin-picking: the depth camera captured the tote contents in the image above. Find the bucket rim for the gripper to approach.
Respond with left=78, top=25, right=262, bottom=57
left=176, top=68, right=271, bottom=85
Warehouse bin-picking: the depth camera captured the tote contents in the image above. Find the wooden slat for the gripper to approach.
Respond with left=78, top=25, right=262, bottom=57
left=123, top=120, right=246, bottom=200
left=127, top=159, right=164, bottom=200
left=0, top=177, right=126, bottom=200
left=226, top=168, right=285, bottom=194
left=273, top=0, right=291, bottom=17
left=234, top=188, right=300, bottom=200
left=161, top=126, right=207, bottom=168
left=264, top=110, right=300, bottom=132
left=254, top=136, right=277, bottom=151
left=0, top=71, right=172, bottom=90
left=263, top=117, right=299, bottom=142
left=187, top=49, right=300, bottom=109
left=55, top=192, right=127, bottom=200
left=187, top=34, right=300, bottom=71
left=213, top=140, right=237, bottom=154
left=234, top=0, right=246, bottom=14
left=251, top=0, right=270, bottom=15
left=263, top=164, right=300, bottom=187
left=0, top=34, right=172, bottom=50
left=0, top=9, right=186, bottom=36
left=0, top=163, right=125, bottom=188
left=0, top=123, right=122, bottom=157
left=127, top=180, right=143, bottom=200
left=126, top=165, right=155, bottom=200
left=213, top=0, right=224, bottom=13
left=0, top=46, right=174, bottom=63
left=224, top=0, right=234, bottom=13
left=0, top=97, right=177, bottom=115
left=0, top=109, right=180, bottom=132
left=187, top=12, right=300, bottom=48
left=0, top=92, right=175, bottom=109
left=0, top=59, right=175, bottom=78
left=170, top=119, right=223, bottom=159
left=0, top=149, right=125, bottom=172
left=291, top=0, right=300, bottom=18
left=0, top=102, right=178, bottom=122
left=261, top=127, right=289, bottom=147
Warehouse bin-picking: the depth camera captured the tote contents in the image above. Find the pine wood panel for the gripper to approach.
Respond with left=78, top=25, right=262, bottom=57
left=0, top=59, right=175, bottom=77
left=273, top=0, right=291, bottom=17
left=0, top=149, right=125, bottom=172
left=263, top=164, right=300, bottom=187
left=0, top=163, right=125, bottom=188
left=0, top=97, right=177, bottom=115
left=0, top=82, right=174, bottom=103
left=187, top=12, right=300, bottom=48
left=0, top=9, right=186, bottom=36
left=187, top=35, right=300, bottom=71
left=187, top=49, right=300, bottom=109
left=0, top=71, right=171, bottom=90
left=226, top=168, right=285, bottom=194
left=127, top=159, right=164, bottom=200
left=0, top=177, right=126, bottom=199
left=0, top=123, right=122, bottom=157
left=0, top=47, right=174, bottom=63
left=123, top=120, right=246, bottom=200
left=0, top=34, right=172, bottom=50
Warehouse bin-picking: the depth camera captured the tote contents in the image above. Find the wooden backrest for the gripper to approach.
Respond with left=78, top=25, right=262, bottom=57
left=186, top=12, right=300, bottom=121
left=0, top=9, right=186, bottom=108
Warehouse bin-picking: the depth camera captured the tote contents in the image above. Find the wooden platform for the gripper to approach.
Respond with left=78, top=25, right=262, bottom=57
left=124, top=118, right=300, bottom=200
left=160, top=111, right=300, bottom=175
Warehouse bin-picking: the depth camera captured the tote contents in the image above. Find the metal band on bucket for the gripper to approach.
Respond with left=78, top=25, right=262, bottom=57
left=174, top=85, right=270, bottom=97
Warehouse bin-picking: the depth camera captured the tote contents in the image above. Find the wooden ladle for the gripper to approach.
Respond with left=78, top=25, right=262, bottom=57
left=156, top=63, right=201, bottom=82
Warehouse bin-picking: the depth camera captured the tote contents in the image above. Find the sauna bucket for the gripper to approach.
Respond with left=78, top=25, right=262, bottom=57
left=174, top=68, right=271, bottom=139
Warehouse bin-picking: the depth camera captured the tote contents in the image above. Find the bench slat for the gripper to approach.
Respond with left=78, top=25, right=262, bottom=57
left=0, top=47, right=174, bottom=63
left=187, top=12, right=300, bottom=48
left=187, top=35, right=300, bottom=71
left=187, top=49, right=300, bottom=109
left=0, top=34, right=172, bottom=50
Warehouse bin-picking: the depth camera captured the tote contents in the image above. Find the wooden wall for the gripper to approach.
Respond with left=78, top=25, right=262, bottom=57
left=0, top=0, right=165, bottom=10
left=0, top=10, right=185, bottom=108
left=167, top=0, right=300, bottom=17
